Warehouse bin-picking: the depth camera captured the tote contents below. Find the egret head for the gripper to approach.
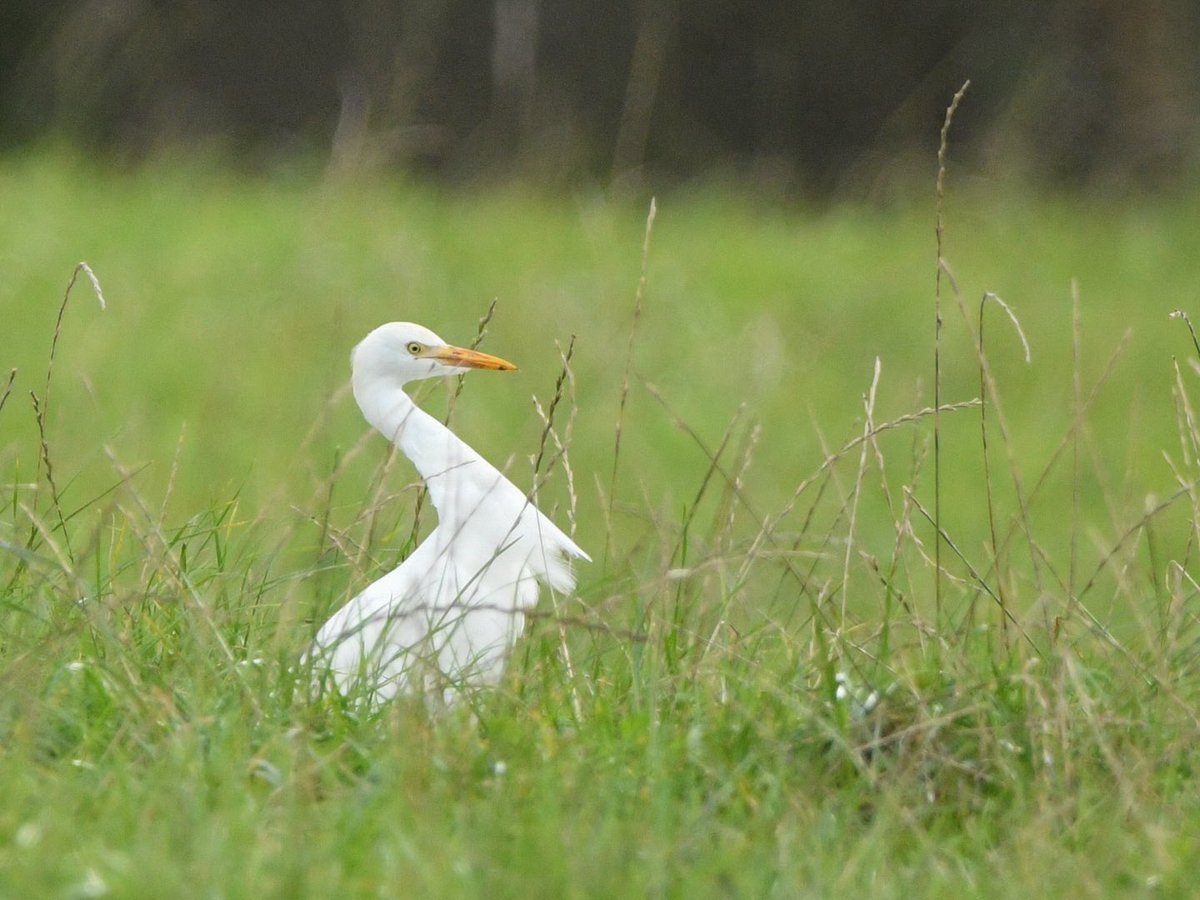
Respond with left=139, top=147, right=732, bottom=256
left=352, top=322, right=517, bottom=389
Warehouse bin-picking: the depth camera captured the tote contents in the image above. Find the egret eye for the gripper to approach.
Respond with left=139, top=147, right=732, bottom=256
left=406, top=342, right=423, bottom=355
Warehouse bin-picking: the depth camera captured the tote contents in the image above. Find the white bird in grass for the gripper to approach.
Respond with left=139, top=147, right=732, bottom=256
left=307, top=322, right=589, bottom=702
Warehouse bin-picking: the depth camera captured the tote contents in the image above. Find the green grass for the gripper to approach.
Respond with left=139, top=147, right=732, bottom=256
left=3, top=149, right=1200, bottom=897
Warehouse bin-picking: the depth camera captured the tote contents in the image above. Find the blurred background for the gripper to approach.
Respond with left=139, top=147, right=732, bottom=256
left=3, top=0, right=1200, bottom=195
left=5, top=0, right=1200, bottom=570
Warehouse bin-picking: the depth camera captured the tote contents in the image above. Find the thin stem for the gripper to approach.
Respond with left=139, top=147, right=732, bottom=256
left=933, top=80, right=969, bottom=629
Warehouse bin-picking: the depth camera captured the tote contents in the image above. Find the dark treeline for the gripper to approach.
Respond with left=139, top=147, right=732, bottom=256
left=3, top=0, right=1198, bottom=193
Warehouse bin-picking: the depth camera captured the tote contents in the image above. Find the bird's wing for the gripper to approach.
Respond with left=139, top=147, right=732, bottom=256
left=309, top=518, right=550, bottom=697
left=434, top=458, right=588, bottom=593
left=389, top=401, right=588, bottom=594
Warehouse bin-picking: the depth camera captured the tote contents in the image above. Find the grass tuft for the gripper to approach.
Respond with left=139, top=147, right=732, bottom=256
left=3, top=148, right=1200, bottom=894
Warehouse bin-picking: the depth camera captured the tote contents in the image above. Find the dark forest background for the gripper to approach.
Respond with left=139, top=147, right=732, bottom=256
left=2, top=0, right=1199, bottom=194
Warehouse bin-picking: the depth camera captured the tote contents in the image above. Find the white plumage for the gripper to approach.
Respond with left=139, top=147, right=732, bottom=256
left=306, top=322, right=589, bottom=701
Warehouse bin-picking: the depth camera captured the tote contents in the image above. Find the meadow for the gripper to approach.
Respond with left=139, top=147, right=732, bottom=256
left=3, top=148, right=1200, bottom=896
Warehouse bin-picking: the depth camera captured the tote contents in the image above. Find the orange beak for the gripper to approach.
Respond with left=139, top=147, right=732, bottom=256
left=428, top=344, right=518, bottom=371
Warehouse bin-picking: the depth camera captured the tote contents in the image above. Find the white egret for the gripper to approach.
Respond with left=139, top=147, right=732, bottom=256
left=307, top=322, right=589, bottom=701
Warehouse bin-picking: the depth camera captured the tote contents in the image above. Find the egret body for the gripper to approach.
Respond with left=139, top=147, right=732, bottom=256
left=308, top=322, right=589, bottom=701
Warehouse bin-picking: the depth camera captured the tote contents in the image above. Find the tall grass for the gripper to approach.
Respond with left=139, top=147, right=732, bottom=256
left=2, top=147, right=1200, bottom=896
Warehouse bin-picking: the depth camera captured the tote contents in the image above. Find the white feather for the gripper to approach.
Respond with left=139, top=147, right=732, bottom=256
left=306, top=322, right=588, bottom=701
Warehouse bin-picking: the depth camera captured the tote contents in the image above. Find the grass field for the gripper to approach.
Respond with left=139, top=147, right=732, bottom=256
left=3, top=149, right=1200, bottom=896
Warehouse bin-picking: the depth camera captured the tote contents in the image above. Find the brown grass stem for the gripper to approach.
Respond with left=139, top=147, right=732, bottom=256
left=409, top=299, right=500, bottom=546
left=934, top=80, right=970, bottom=629
left=607, top=197, right=657, bottom=563
left=29, top=263, right=108, bottom=560
left=976, top=291, right=1031, bottom=653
